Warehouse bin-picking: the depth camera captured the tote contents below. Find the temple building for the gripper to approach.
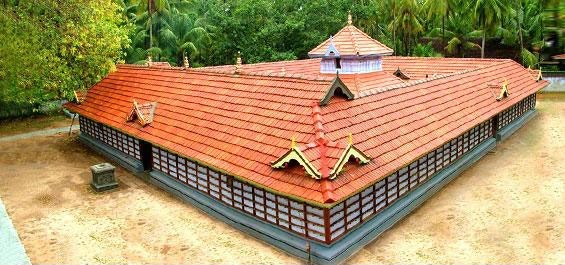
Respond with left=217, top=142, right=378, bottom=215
left=65, top=13, right=548, bottom=265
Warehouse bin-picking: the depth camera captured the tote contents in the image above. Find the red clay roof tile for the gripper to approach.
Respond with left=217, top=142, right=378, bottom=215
left=66, top=56, right=547, bottom=205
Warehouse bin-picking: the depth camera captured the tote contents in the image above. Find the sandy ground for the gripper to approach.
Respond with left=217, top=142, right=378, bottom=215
left=0, top=95, right=563, bottom=264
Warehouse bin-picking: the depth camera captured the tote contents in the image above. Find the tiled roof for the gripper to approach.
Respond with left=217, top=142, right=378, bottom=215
left=308, top=25, right=394, bottom=57
left=552, top=54, right=565, bottom=60
left=66, top=58, right=548, bottom=205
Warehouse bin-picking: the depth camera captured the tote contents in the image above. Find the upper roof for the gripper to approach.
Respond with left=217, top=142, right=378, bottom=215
left=308, top=15, right=393, bottom=57
left=65, top=57, right=547, bottom=206
left=552, top=54, right=565, bottom=60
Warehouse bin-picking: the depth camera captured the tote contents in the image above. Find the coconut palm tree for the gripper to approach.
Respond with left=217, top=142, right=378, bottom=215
left=473, top=0, right=510, bottom=58
left=388, top=0, right=423, bottom=55
left=131, top=0, right=171, bottom=51
left=424, top=0, right=458, bottom=48
left=429, top=12, right=481, bottom=57
left=159, top=8, right=212, bottom=66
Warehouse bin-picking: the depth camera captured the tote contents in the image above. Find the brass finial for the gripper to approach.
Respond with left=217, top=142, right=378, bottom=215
left=348, top=133, right=353, bottom=145
left=347, top=10, right=352, bottom=25
left=291, top=136, right=296, bottom=149
left=235, top=51, right=242, bottom=69
left=183, top=55, right=190, bottom=69
left=146, top=55, right=152, bottom=66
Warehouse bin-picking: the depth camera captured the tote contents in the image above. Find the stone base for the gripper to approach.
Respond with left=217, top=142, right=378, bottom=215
left=90, top=182, right=119, bottom=192
left=496, top=109, right=537, bottom=141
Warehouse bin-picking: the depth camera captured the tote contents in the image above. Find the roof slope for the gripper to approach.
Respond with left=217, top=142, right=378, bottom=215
left=66, top=59, right=547, bottom=205
left=308, top=25, right=393, bottom=57
left=552, top=54, right=565, bottom=60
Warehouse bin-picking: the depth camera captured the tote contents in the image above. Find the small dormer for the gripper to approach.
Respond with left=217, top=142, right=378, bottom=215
left=308, top=11, right=393, bottom=74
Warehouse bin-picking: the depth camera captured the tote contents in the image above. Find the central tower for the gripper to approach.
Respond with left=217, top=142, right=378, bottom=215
left=308, top=12, right=393, bottom=74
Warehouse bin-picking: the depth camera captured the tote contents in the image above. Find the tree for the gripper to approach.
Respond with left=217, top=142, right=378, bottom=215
left=159, top=8, right=212, bottom=65
left=424, top=0, right=458, bottom=48
left=429, top=12, right=481, bottom=57
left=131, top=0, right=171, bottom=53
left=473, top=0, right=510, bottom=58
left=0, top=0, right=130, bottom=104
left=389, top=0, right=423, bottom=55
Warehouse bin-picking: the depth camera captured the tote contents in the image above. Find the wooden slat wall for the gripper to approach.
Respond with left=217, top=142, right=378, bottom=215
left=498, top=94, right=536, bottom=129
left=79, top=116, right=141, bottom=160
left=151, top=146, right=327, bottom=242
left=328, top=118, right=493, bottom=241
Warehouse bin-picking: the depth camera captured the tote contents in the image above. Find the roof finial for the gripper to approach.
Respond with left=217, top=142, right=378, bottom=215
left=183, top=55, right=190, bottom=69
left=146, top=54, right=152, bottom=66
left=291, top=136, right=296, bottom=149
left=348, top=133, right=353, bottom=145
left=347, top=10, right=352, bottom=25
left=235, top=51, right=242, bottom=72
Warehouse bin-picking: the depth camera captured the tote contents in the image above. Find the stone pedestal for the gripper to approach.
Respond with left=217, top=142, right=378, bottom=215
left=90, top=163, right=118, bottom=192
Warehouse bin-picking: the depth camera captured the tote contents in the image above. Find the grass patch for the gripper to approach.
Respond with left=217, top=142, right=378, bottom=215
left=0, top=112, right=71, bottom=137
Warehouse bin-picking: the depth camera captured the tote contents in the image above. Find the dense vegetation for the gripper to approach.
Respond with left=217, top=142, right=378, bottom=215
left=0, top=0, right=563, bottom=112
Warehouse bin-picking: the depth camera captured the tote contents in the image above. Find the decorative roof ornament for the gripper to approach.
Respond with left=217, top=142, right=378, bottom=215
left=271, top=105, right=371, bottom=203
left=183, top=55, right=190, bottom=69
left=235, top=51, right=242, bottom=73
left=73, top=90, right=87, bottom=104
left=329, top=133, right=371, bottom=179
left=495, top=80, right=510, bottom=101
left=127, top=99, right=157, bottom=127
left=536, top=67, right=543, bottom=82
left=146, top=55, right=152, bottom=66
left=271, top=136, right=322, bottom=179
left=347, top=10, right=353, bottom=26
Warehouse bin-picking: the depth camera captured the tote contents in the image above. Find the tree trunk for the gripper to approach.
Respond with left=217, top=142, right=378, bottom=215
left=481, top=30, right=486, bottom=58
left=442, top=15, right=445, bottom=49
left=148, top=0, right=152, bottom=50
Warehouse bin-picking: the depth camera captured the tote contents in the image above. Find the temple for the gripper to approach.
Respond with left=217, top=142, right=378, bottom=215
left=65, top=13, right=548, bottom=265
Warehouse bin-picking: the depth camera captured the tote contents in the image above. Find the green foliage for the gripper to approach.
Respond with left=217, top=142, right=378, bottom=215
left=0, top=0, right=130, bottom=105
left=1, top=0, right=559, bottom=114
left=413, top=42, right=443, bottom=57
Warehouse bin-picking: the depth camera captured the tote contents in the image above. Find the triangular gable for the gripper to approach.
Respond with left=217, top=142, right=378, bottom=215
left=393, top=67, right=411, bottom=80
left=320, top=75, right=354, bottom=105
left=271, top=137, right=321, bottom=179
left=324, top=36, right=341, bottom=57
left=126, top=100, right=157, bottom=126
left=329, top=134, right=371, bottom=179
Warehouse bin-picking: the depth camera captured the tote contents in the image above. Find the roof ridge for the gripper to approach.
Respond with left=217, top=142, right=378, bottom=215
left=310, top=102, right=337, bottom=203
left=120, top=64, right=333, bottom=83
left=356, top=60, right=511, bottom=99
left=308, top=26, right=350, bottom=55
left=349, top=25, right=393, bottom=54
left=347, top=26, right=360, bottom=55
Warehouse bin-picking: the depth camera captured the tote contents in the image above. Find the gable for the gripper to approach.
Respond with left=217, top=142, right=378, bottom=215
left=126, top=100, right=157, bottom=126
left=320, top=76, right=354, bottom=105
